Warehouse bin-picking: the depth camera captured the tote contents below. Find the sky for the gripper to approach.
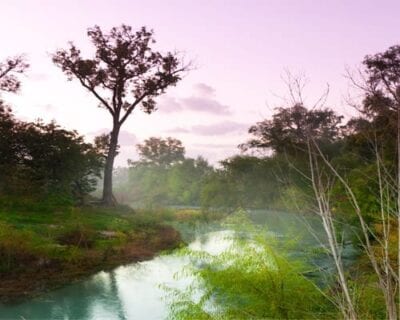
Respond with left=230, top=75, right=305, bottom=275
left=1, top=0, right=399, bottom=165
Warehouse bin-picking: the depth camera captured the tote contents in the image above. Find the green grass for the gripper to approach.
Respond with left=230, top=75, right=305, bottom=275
left=0, top=200, right=197, bottom=301
left=167, top=236, right=336, bottom=319
left=0, top=198, right=217, bottom=275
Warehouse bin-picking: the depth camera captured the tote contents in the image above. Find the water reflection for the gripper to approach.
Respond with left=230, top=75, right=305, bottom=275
left=0, top=210, right=357, bottom=320
left=0, top=271, right=126, bottom=319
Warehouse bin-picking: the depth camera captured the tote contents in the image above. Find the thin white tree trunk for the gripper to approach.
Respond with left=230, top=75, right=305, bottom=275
left=307, top=141, right=357, bottom=320
left=313, top=139, right=398, bottom=319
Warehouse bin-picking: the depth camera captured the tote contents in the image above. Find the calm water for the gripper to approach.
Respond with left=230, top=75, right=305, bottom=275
left=0, top=211, right=357, bottom=320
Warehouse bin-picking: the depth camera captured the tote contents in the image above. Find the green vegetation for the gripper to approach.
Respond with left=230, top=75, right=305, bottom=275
left=113, top=137, right=213, bottom=207
left=159, top=46, right=400, bottom=318
left=0, top=105, right=103, bottom=205
left=0, top=23, right=399, bottom=319
left=0, top=202, right=189, bottom=302
left=166, top=213, right=333, bottom=319
left=166, top=212, right=388, bottom=320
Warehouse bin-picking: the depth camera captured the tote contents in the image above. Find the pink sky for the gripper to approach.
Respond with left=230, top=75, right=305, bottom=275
left=1, top=0, right=399, bottom=165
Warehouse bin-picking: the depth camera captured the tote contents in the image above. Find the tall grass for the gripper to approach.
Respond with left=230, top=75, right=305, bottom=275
left=166, top=211, right=336, bottom=319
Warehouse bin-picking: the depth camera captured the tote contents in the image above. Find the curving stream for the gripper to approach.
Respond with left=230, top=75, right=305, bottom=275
left=0, top=211, right=358, bottom=320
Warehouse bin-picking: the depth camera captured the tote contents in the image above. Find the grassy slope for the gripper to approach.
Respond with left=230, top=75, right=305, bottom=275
left=0, top=204, right=188, bottom=302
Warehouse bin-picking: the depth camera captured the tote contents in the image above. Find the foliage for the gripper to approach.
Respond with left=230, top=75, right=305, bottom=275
left=200, top=155, right=313, bottom=211
left=132, top=137, right=185, bottom=168
left=0, top=106, right=103, bottom=204
left=113, top=139, right=314, bottom=210
left=0, top=55, right=29, bottom=93
left=363, top=44, right=400, bottom=110
left=52, top=24, right=189, bottom=204
left=0, top=204, right=185, bottom=276
left=112, top=138, right=213, bottom=207
left=241, top=103, right=343, bottom=157
left=166, top=213, right=335, bottom=319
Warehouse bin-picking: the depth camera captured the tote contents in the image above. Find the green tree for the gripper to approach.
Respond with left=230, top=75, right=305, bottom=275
left=20, top=120, right=103, bottom=203
left=0, top=108, right=103, bottom=204
left=133, top=137, right=185, bottom=168
left=241, top=103, right=343, bottom=157
left=167, top=157, right=213, bottom=205
left=122, top=139, right=212, bottom=207
left=53, top=25, right=189, bottom=205
left=363, top=45, right=400, bottom=110
left=0, top=55, right=28, bottom=196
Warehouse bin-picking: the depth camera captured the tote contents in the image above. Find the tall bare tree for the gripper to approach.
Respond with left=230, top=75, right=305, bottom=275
left=306, top=140, right=357, bottom=319
left=53, top=25, right=189, bottom=205
left=346, top=45, right=400, bottom=319
left=253, top=72, right=399, bottom=318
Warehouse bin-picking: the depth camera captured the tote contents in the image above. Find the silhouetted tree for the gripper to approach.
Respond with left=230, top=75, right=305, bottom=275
left=363, top=45, right=400, bottom=108
left=0, top=55, right=28, bottom=93
left=52, top=25, right=189, bottom=205
left=356, top=46, right=400, bottom=161
left=94, top=133, right=120, bottom=159
left=241, top=104, right=343, bottom=156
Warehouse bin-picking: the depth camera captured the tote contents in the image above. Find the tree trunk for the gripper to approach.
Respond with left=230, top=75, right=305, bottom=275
left=102, top=122, right=120, bottom=206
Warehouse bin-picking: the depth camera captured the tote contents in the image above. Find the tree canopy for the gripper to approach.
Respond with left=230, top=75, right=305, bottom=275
left=363, top=45, right=400, bottom=109
left=0, top=107, right=103, bottom=204
left=0, top=55, right=28, bottom=93
left=133, top=137, right=185, bottom=168
left=52, top=24, right=189, bottom=205
left=241, top=103, right=343, bottom=156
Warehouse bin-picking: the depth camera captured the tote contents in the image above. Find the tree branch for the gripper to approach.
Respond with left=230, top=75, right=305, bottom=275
left=77, top=76, right=114, bottom=116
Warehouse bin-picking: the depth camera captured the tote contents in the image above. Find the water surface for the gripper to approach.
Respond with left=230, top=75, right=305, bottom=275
left=0, top=210, right=357, bottom=320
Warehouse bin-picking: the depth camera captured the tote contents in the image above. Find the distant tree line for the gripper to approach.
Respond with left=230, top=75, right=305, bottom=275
left=112, top=46, right=400, bottom=221
left=112, top=137, right=213, bottom=207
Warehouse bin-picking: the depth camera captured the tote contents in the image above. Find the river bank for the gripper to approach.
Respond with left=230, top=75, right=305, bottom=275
left=0, top=209, right=355, bottom=319
left=0, top=204, right=188, bottom=303
left=1, top=209, right=384, bottom=319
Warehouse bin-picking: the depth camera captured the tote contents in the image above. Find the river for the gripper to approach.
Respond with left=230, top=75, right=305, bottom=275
left=0, top=210, right=358, bottom=320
